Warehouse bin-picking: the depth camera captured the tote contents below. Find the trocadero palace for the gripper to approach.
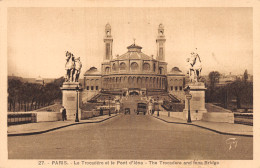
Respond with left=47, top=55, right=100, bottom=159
left=83, top=23, right=186, bottom=102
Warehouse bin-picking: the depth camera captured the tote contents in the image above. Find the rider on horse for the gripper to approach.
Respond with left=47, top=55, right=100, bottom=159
left=187, top=49, right=202, bottom=83
left=65, top=51, right=75, bottom=82
left=74, top=57, right=82, bottom=82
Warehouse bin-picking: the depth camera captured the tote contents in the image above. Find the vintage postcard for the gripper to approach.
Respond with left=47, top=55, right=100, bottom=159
left=0, top=0, right=260, bottom=168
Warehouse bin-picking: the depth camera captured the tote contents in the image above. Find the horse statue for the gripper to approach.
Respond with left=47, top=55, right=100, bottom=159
left=65, top=51, right=75, bottom=82
left=74, top=57, right=82, bottom=82
left=187, top=49, right=202, bottom=83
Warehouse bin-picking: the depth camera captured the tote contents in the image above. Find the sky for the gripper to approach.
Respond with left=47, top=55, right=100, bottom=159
left=7, top=7, right=253, bottom=78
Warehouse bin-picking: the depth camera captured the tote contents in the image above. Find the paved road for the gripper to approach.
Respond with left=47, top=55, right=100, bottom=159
left=8, top=115, right=253, bottom=160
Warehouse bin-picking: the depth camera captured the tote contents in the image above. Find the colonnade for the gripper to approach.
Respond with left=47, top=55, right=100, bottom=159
left=102, top=76, right=166, bottom=90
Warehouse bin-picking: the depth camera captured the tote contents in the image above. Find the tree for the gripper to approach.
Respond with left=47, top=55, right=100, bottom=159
left=207, top=71, right=220, bottom=102
left=8, top=79, right=23, bottom=111
left=208, top=71, right=220, bottom=89
left=53, top=76, right=65, bottom=86
left=243, top=69, right=248, bottom=82
left=228, top=78, right=253, bottom=109
left=8, top=76, right=64, bottom=112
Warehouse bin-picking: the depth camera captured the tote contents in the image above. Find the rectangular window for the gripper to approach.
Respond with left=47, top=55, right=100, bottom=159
left=96, top=86, right=98, bottom=90
left=171, top=86, right=173, bottom=91
left=106, top=43, right=110, bottom=59
left=179, top=86, right=182, bottom=91
left=175, top=86, right=178, bottom=91
left=91, top=86, right=94, bottom=90
left=86, top=86, right=89, bottom=90
left=159, top=47, right=163, bottom=57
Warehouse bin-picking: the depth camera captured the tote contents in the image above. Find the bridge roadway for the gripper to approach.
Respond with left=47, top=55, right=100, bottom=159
left=8, top=114, right=252, bottom=160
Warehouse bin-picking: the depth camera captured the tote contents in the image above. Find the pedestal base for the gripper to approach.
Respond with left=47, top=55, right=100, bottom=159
left=183, top=109, right=207, bottom=121
left=183, top=82, right=207, bottom=121
left=60, top=82, right=82, bottom=121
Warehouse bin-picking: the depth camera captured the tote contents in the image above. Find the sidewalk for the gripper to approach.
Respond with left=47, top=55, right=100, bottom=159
left=152, top=115, right=253, bottom=137
left=8, top=114, right=118, bottom=136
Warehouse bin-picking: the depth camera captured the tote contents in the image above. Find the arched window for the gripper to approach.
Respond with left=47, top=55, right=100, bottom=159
left=105, top=67, right=110, bottom=74
left=153, top=63, right=156, bottom=72
left=159, top=67, right=164, bottom=74
left=143, top=63, right=150, bottom=71
left=131, top=62, right=139, bottom=71
left=112, top=63, right=118, bottom=71
left=119, top=62, right=126, bottom=70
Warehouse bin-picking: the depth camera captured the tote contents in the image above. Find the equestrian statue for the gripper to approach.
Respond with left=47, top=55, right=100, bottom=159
left=186, top=48, right=202, bottom=83
left=65, top=51, right=82, bottom=82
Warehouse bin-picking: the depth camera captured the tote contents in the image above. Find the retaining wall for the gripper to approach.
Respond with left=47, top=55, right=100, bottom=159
left=159, top=111, right=185, bottom=120
left=157, top=111, right=234, bottom=123
left=202, top=112, right=234, bottom=123
left=81, top=110, right=115, bottom=120
left=35, top=112, right=62, bottom=122
left=81, top=111, right=94, bottom=119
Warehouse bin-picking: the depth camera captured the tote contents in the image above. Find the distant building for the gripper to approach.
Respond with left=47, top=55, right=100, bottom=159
left=83, top=23, right=186, bottom=101
left=203, top=72, right=253, bottom=87
left=35, top=76, right=44, bottom=85
left=217, top=73, right=237, bottom=86
left=83, top=67, right=102, bottom=101
left=167, top=67, right=185, bottom=101
left=8, top=75, right=55, bottom=85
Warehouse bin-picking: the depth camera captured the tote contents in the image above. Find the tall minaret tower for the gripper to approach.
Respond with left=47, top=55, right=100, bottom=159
left=156, top=23, right=166, bottom=61
left=104, top=23, right=113, bottom=61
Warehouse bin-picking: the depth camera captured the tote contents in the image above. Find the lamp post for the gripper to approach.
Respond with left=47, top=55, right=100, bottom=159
left=185, top=86, right=192, bottom=123
left=157, top=96, right=159, bottom=116
left=108, top=96, right=111, bottom=116
left=75, top=86, right=79, bottom=122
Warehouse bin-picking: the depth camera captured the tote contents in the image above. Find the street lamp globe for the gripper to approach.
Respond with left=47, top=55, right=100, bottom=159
left=184, top=86, right=190, bottom=95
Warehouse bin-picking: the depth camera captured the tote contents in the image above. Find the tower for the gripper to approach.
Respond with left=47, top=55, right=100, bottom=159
left=156, top=23, right=166, bottom=61
left=104, top=23, right=113, bottom=61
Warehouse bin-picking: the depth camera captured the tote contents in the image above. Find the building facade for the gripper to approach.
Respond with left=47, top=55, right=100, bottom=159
left=84, top=23, right=185, bottom=101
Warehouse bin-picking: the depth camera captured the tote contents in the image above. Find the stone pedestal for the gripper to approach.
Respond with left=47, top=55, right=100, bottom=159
left=60, top=82, right=82, bottom=121
left=183, top=82, right=207, bottom=121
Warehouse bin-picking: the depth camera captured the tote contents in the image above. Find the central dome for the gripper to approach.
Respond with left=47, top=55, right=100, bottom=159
left=116, top=43, right=152, bottom=60
left=127, top=43, right=142, bottom=50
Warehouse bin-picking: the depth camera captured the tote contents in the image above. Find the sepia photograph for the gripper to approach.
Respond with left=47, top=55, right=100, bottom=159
left=1, top=1, right=259, bottom=167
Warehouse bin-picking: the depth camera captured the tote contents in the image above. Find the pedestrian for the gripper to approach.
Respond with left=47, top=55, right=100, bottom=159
left=100, top=107, right=103, bottom=116
left=60, top=106, right=67, bottom=121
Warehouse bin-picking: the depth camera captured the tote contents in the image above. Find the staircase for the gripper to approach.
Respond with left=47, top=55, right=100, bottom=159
left=168, top=94, right=181, bottom=103
left=88, top=93, right=102, bottom=103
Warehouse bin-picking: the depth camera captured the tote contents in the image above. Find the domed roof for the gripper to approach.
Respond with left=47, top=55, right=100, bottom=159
left=84, top=67, right=101, bottom=76
left=105, top=23, right=111, bottom=29
left=168, top=67, right=184, bottom=75
left=171, top=67, right=182, bottom=72
left=36, top=75, right=43, bottom=81
left=116, top=43, right=153, bottom=60
left=159, top=23, right=164, bottom=29
left=127, top=43, right=142, bottom=49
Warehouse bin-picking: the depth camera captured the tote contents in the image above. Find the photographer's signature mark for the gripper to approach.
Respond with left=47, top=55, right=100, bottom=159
left=226, top=138, right=238, bottom=150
